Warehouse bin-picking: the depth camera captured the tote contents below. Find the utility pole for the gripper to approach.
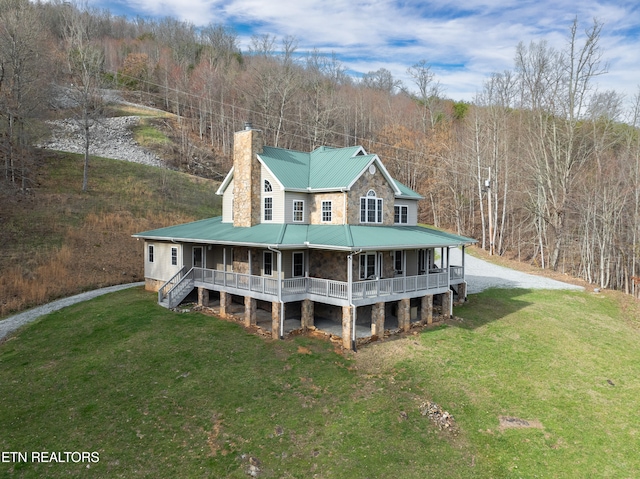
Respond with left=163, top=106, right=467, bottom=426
left=486, top=167, right=494, bottom=256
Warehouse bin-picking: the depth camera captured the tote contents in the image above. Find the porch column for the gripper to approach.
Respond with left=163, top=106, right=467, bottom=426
left=244, top=296, right=256, bottom=327
left=442, top=290, right=452, bottom=320
left=342, top=305, right=353, bottom=350
left=421, top=294, right=433, bottom=325
left=197, top=287, right=209, bottom=307
left=301, top=299, right=314, bottom=330
left=462, top=245, right=466, bottom=273
left=271, top=302, right=283, bottom=339
left=398, top=298, right=411, bottom=332
left=220, top=291, right=231, bottom=318
left=371, top=302, right=385, bottom=338
left=457, top=282, right=467, bottom=303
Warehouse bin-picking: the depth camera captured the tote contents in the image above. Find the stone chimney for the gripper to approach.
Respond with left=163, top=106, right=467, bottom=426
left=233, top=123, right=263, bottom=227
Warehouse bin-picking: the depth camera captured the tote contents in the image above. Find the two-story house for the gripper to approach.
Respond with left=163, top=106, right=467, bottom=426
left=133, top=124, right=476, bottom=350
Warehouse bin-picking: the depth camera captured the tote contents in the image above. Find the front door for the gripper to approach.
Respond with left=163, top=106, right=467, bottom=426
left=193, top=246, right=204, bottom=268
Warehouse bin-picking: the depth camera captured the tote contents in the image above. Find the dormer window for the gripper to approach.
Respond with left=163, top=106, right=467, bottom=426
left=264, top=180, right=272, bottom=192
left=360, top=189, right=383, bottom=224
left=394, top=205, right=408, bottom=224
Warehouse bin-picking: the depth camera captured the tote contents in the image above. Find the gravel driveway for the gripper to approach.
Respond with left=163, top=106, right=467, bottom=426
left=0, top=283, right=144, bottom=342
left=450, top=248, right=584, bottom=294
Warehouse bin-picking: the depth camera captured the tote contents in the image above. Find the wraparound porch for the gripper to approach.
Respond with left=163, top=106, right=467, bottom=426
left=159, top=265, right=465, bottom=309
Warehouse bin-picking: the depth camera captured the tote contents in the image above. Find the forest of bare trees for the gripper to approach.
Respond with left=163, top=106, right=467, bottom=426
left=1, top=0, right=639, bottom=297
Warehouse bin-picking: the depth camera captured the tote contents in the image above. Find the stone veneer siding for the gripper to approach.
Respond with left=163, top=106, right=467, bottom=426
left=309, top=192, right=346, bottom=225
left=309, top=250, right=348, bottom=282
left=347, top=164, right=396, bottom=226
left=145, top=278, right=163, bottom=292
left=371, top=302, right=385, bottom=338
left=341, top=305, right=352, bottom=350
left=232, top=247, right=250, bottom=274
left=233, top=128, right=263, bottom=227
left=272, top=302, right=282, bottom=339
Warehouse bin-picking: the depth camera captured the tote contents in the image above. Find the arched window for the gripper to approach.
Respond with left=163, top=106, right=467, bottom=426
left=360, top=189, right=383, bottom=223
left=264, top=180, right=272, bottom=192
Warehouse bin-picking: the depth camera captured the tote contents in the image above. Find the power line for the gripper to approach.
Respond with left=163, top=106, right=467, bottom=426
left=105, top=69, right=503, bottom=184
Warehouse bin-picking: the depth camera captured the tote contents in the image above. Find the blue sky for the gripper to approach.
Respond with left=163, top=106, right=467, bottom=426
left=93, top=0, right=639, bottom=103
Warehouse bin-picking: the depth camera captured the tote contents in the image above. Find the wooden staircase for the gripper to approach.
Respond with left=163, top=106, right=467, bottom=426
left=158, top=267, right=195, bottom=309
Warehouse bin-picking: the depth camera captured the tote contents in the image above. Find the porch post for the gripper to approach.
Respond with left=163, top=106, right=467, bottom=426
left=198, top=287, right=209, bottom=307
left=244, top=296, right=256, bottom=327
left=371, top=302, right=385, bottom=338
left=277, top=250, right=283, bottom=339
left=457, top=282, right=467, bottom=303
left=347, top=253, right=353, bottom=306
left=462, top=245, right=465, bottom=273
left=223, top=248, right=227, bottom=286
left=277, top=249, right=282, bottom=300
left=271, top=302, right=282, bottom=339
left=220, top=291, right=231, bottom=318
left=398, top=297, right=411, bottom=332
left=347, top=252, right=355, bottom=351
left=301, top=299, right=314, bottom=330
left=442, top=290, right=452, bottom=320
left=421, top=294, right=433, bottom=325
left=342, top=305, right=353, bottom=350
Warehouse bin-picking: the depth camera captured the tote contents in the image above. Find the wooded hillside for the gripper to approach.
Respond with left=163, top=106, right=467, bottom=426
left=1, top=0, right=639, bottom=297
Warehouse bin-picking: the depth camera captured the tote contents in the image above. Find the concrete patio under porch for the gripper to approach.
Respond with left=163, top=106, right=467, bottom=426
left=190, top=287, right=454, bottom=349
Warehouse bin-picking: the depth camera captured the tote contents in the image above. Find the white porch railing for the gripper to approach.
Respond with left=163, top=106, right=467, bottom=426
left=186, top=267, right=458, bottom=303
left=450, top=265, right=464, bottom=282
left=351, top=271, right=449, bottom=301
left=160, top=263, right=465, bottom=308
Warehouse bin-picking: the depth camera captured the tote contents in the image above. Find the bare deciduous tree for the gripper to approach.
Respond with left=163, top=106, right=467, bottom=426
left=61, top=0, right=105, bottom=191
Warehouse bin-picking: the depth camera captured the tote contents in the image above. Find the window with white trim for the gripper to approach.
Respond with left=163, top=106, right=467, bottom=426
left=148, top=245, right=154, bottom=262
left=359, top=253, right=377, bottom=279
left=321, top=201, right=332, bottom=222
left=394, top=205, right=408, bottom=224
left=264, top=197, right=273, bottom=221
left=263, top=251, right=273, bottom=276
left=292, top=252, right=304, bottom=277
left=293, top=200, right=304, bottom=222
left=171, top=247, right=178, bottom=266
left=360, top=189, right=383, bottom=223
left=264, top=180, right=272, bottom=192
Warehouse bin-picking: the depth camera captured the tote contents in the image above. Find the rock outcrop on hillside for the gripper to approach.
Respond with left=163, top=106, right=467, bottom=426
left=39, top=115, right=165, bottom=168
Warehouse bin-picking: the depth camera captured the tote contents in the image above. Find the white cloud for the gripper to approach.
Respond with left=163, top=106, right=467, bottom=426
left=95, top=0, right=640, bottom=102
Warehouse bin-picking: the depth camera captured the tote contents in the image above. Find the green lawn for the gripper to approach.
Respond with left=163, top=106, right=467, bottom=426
left=1, top=287, right=639, bottom=478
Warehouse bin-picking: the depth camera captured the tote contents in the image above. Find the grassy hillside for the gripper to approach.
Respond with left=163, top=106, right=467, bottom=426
left=0, top=151, right=221, bottom=318
left=0, top=287, right=638, bottom=477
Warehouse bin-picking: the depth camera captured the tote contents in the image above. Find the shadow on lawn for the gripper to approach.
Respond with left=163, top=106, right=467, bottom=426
left=447, top=287, right=535, bottom=330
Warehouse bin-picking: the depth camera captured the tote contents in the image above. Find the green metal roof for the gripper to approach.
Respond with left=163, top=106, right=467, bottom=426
left=134, top=217, right=476, bottom=250
left=260, top=146, right=309, bottom=189
left=393, top=179, right=423, bottom=199
left=257, top=145, right=417, bottom=196
left=308, top=147, right=372, bottom=189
